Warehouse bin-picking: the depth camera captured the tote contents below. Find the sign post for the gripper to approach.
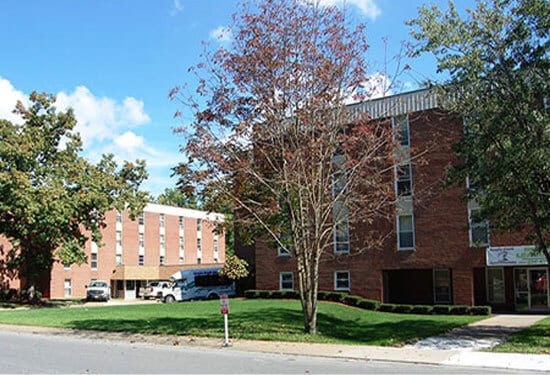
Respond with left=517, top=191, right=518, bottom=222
left=220, top=294, right=230, bottom=347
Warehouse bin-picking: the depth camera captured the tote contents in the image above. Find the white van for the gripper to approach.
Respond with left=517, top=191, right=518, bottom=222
left=162, top=267, right=236, bottom=303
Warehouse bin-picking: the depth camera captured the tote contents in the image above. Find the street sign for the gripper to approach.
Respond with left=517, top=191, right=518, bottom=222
left=220, top=294, right=229, bottom=315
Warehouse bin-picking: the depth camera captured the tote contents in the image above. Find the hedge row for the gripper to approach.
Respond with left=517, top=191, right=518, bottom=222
left=243, top=289, right=491, bottom=316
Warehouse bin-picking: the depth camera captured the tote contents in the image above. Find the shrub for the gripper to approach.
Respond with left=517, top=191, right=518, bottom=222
left=411, top=305, right=433, bottom=314
left=244, top=290, right=260, bottom=298
left=317, top=291, right=331, bottom=301
left=378, top=303, right=397, bottom=312
left=471, top=305, right=492, bottom=315
left=449, top=305, right=471, bottom=315
left=393, top=304, right=414, bottom=314
left=357, top=299, right=380, bottom=311
left=343, top=295, right=363, bottom=307
left=433, top=305, right=451, bottom=314
left=282, top=290, right=300, bottom=299
left=258, top=290, right=273, bottom=298
left=270, top=291, right=283, bottom=299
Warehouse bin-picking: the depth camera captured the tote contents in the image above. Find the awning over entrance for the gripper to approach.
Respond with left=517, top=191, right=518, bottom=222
left=486, top=246, right=548, bottom=267
left=111, top=263, right=223, bottom=280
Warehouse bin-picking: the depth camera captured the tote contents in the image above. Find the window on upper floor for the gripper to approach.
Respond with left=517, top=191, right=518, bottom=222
left=159, top=214, right=165, bottom=228
left=393, top=114, right=410, bottom=146
left=116, top=231, right=122, bottom=247
left=138, top=254, right=144, bottom=266
left=469, top=208, right=489, bottom=247
left=334, top=202, right=350, bottom=254
left=179, top=216, right=184, bottom=230
left=90, top=253, right=98, bottom=270
left=116, top=210, right=122, bottom=223
left=396, top=163, right=413, bottom=197
left=197, top=219, right=202, bottom=232
left=139, top=233, right=144, bottom=249
left=138, top=212, right=145, bottom=225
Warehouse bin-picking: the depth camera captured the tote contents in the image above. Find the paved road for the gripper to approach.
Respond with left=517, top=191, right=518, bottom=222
left=0, top=330, right=544, bottom=374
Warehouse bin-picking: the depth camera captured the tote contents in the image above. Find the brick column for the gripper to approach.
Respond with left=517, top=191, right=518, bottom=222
left=453, top=268, right=474, bottom=306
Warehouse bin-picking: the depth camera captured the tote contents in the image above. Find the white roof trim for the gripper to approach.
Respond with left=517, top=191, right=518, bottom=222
left=144, top=203, right=225, bottom=222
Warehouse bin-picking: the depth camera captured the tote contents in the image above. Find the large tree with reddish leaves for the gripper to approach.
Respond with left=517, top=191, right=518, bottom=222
left=172, top=0, right=398, bottom=334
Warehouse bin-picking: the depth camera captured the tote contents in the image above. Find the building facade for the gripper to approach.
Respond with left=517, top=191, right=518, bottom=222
left=246, top=88, right=549, bottom=312
left=1, top=203, right=226, bottom=300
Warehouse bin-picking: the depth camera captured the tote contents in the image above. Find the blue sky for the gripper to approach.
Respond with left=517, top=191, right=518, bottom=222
left=0, top=0, right=475, bottom=196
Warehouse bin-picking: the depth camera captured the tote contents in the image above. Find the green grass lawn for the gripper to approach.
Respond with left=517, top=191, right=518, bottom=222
left=0, top=299, right=484, bottom=346
left=491, top=317, right=550, bottom=354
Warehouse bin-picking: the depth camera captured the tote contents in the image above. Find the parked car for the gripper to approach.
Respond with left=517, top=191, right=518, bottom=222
left=143, top=281, right=171, bottom=300
left=86, top=280, right=110, bottom=302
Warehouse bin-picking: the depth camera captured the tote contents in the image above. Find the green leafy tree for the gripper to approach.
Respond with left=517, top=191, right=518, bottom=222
left=218, top=253, right=249, bottom=280
left=155, top=186, right=198, bottom=209
left=0, top=92, right=149, bottom=292
left=408, top=0, right=550, bottom=262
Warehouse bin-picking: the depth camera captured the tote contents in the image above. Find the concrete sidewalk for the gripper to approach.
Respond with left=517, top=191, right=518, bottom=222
left=0, top=314, right=548, bottom=372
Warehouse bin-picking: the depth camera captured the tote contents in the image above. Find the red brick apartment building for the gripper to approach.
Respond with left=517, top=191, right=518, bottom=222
left=0, top=203, right=225, bottom=300
left=243, top=88, right=549, bottom=312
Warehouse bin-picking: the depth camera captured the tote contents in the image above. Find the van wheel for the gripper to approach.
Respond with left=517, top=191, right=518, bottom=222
left=208, top=293, right=218, bottom=300
left=165, top=295, right=175, bottom=303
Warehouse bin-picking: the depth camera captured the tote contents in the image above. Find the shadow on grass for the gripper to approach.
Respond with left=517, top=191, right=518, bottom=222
left=66, top=307, right=469, bottom=345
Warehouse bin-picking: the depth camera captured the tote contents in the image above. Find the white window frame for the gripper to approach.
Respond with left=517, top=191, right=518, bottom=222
left=138, top=254, right=144, bottom=266
left=334, top=270, right=350, bottom=291
left=433, top=268, right=452, bottom=304
left=197, top=219, right=202, bottom=232
left=159, top=213, right=165, bottom=228
left=116, top=230, right=122, bottom=247
left=395, top=163, right=413, bottom=197
left=138, top=212, right=145, bottom=225
left=116, top=254, right=122, bottom=266
left=160, top=234, right=166, bottom=252
left=333, top=201, right=350, bottom=254
left=486, top=267, right=505, bottom=303
left=159, top=255, right=165, bottom=266
left=116, top=210, right=122, bottom=223
left=397, top=214, right=415, bottom=250
left=179, top=216, right=184, bottom=230
left=279, top=272, right=294, bottom=290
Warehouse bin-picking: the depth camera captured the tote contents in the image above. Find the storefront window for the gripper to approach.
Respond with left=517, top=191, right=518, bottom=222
left=433, top=269, right=451, bottom=303
left=487, top=267, right=505, bottom=303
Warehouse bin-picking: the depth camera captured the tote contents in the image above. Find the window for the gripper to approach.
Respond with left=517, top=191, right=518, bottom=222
left=138, top=212, right=145, bottom=225
left=90, top=253, right=98, bottom=270
left=179, top=216, right=184, bottom=230
left=334, top=271, right=350, bottom=291
left=214, top=234, right=219, bottom=253
left=116, top=210, right=122, bottom=223
left=197, top=258, right=202, bottom=264
left=333, top=202, right=350, bottom=254
left=116, top=254, right=122, bottom=266
left=486, top=267, right=505, bottom=303
left=469, top=208, right=489, bottom=246
left=277, top=232, right=292, bottom=257
left=433, top=269, right=452, bottom=303
left=197, top=219, right=202, bottom=232
left=63, top=263, right=71, bottom=270
left=197, top=238, right=202, bottom=252
left=160, top=255, right=165, bottom=265
left=279, top=272, right=294, bottom=290
left=179, top=236, right=184, bottom=250
left=160, top=234, right=165, bottom=251
left=332, top=170, right=346, bottom=198
left=116, top=230, right=122, bottom=247
left=397, top=215, right=415, bottom=250
left=139, top=233, right=144, bottom=249
left=64, top=279, right=72, bottom=298
left=138, top=254, right=144, bottom=266
left=393, top=114, right=410, bottom=146
left=396, top=163, right=412, bottom=196
left=160, top=214, right=165, bottom=228
left=179, top=255, right=184, bottom=264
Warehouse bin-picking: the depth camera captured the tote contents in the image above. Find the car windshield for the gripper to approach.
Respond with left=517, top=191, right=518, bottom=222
left=148, top=282, right=159, bottom=287
left=89, top=281, right=108, bottom=288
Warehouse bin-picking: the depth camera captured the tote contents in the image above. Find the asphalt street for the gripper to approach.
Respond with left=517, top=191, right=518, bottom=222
left=0, top=330, right=544, bottom=374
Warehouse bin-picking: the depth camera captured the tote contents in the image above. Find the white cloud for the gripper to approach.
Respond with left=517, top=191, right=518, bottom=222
left=55, top=86, right=150, bottom=148
left=209, top=26, right=233, bottom=43
left=171, top=0, right=184, bottom=16
left=317, top=0, right=381, bottom=20
left=343, top=72, right=393, bottom=104
left=0, top=77, right=29, bottom=124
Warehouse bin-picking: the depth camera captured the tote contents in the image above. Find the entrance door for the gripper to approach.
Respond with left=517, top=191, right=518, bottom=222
left=125, top=280, right=136, bottom=300
left=514, top=268, right=549, bottom=311
left=530, top=269, right=548, bottom=310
